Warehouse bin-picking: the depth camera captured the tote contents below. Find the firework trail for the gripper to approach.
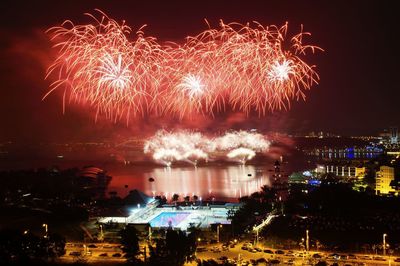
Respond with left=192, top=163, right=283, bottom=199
left=215, top=130, right=271, bottom=164
left=143, top=130, right=212, bottom=166
left=45, top=11, right=321, bottom=121
left=144, top=130, right=270, bottom=166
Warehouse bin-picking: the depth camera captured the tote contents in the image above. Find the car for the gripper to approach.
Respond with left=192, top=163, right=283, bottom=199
left=88, top=244, right=97, bottom=248
left=69, top=251, right=81, bottom=256
left=347, top=254, right=356, bottom=260
left=257, top=258, right=267, bottom=263
left=99, top=253, right=108, bottom=257
left=241, top=246, right=248, bottom=250
left=249, top=249, right=257, bottom=253
left=373, top=256, right=386, bottom=261
left=269, top=259, right=280, bottom=264
left=222, top=245, right=229, bottom=251
left=275, top=250, right=284, bottom=254
left=218, top=256, right=228, bottom=261
left=197, top=247, right=207, bottom=252
left=285, top=250, right=295, bottom=257
left=112, top=253, right=121, bottom=257
left=254, top=247, right=262, bottom=252
left=230, top=244, right=236, bottom=248
left=358, top=255, right=372, bottom=260
left=212, top=247, right=221, bottom=253
left=329, top=253, right=340, bottom=260
left=394, top=258, right=400, bottom=262
left=263, top=249, right=273, bottom=254
left=312, top=253, right=322, bottom=259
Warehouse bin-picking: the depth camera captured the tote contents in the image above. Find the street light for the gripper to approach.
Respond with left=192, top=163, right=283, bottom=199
left=99, top=224, right=104, bottom=241
left=255, top=228, right=259, bottom=247
left=306, top=230, right=309, bottom=253
left=300, top=238, right=305, bottom=260
left=217, top=224, right=222, bottom=243
left=383, top=233, right=387, bottom=256
left=42, top=223, right=48, bottom=238
left=148, top=226, right=152, bottom=243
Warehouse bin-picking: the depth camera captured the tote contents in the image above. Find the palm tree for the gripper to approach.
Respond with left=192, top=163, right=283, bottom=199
left=172, top=193, right=180, bottom=203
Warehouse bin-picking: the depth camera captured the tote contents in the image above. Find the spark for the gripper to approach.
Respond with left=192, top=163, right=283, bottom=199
left=177, top=74, right=205, bottom=99
left=144, top=130, right=212, bottom=166
left=268, top=59, right=293, bottom=82
left=45, top=11, right=321, bottom=121
left=227, top=148, right=256, bottom=164
left=144, top=130, right=270, bottom=166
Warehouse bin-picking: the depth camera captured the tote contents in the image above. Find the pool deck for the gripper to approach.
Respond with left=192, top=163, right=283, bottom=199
left=99, top=205, right=233, bottom=231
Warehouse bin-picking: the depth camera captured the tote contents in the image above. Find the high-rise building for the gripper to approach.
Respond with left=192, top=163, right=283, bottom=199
left=375, top=166, right=396, bottom=195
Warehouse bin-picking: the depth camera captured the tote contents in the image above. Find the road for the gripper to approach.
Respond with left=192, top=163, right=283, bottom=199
left=61, top=242, right=126, bottom=263
left=61, top=241, right=400, bottom=265
left=194, top=241, right=400, bottom=265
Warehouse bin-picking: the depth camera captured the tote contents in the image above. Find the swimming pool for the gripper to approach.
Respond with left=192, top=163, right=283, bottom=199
left=149, top=212, right=191, bottom=228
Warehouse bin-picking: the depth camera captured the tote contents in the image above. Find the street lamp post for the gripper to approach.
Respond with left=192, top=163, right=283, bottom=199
left=255, top=229, right=259, bottom=247
left=42, top=223, right=48, bottom=238
left=99, top=224, right=104, bottom=241
left=306, top=230, right=309, bottom=253
left=195, top=238, right=201, bottom=257
left=148, top=226, right=152, bottom=243
left=383, top=233, right=387, bottom=256
left=217, top=224, right=222, bottom=243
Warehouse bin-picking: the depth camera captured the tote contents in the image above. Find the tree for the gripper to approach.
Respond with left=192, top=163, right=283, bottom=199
left=120, top=226, right=140, bottom=262
left=184, top=195, right=190, bottom=203
left=148, top=229, right=196, bottom=266
left=172, top=194, right=180, bottom=203
left=44, top=233, right=66, bottom=258
left=155, top=195, right=167, bottom=205
left=0, top=230, right=66, bottom=265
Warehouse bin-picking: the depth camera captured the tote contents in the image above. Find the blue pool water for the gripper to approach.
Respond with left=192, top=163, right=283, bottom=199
left=149, top=212, right=191, bottom=228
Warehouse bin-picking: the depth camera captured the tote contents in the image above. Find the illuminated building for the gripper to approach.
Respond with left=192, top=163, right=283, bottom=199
left=375, top=166, right=396, bottom=195
left=325, top=165, right=365, bottom=178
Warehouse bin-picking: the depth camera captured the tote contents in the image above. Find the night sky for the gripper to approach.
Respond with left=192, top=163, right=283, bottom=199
left=1, top=0, right=399, bottom=142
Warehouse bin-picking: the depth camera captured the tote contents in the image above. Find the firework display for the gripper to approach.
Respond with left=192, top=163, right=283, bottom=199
left=144, top=130, right=212, bottom=166
left=215, top=130, right=270, bottom=164
left=45, top=11, right=321, bottom=121
left=144, top=130, right=270, bottom=166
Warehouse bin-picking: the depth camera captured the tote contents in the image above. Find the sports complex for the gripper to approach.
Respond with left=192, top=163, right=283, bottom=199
left=98, top=190, right=239, bottom=231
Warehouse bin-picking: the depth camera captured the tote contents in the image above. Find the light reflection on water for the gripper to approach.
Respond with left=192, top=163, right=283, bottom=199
left=107, top=164, right=272, bottom=201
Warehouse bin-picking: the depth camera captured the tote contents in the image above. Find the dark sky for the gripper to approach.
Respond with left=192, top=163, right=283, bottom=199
left=0, top=0, right=399, bottom=142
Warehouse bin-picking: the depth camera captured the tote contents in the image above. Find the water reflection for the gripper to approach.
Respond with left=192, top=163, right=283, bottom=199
left=108, top=164, right=271, bottom=201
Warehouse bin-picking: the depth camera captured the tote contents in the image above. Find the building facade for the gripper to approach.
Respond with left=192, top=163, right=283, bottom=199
left=324, top=165, right=365, bottom=178
left=375, top=166, right=396, bottom=195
